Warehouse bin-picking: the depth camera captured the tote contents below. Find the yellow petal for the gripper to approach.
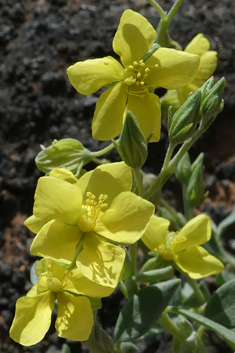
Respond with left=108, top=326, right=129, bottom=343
left=99, top=192, right=154, bottom=245
left=113, top=9, right=156, bottom=68
left=127, top=90, right=161, bottom=142
left=76, top=162, right=132, bottom=207
left=146, top=48, right=200, bottom=89
left=185, top=33, right=210, bottom=56
left=49, top=168, right=78, bottom=184
left=77, top=233, right=125, bottom=288
left=196, top=51, right=217, bottom=83
left=66, top=268, right=114, bottom=298
left=141, top=215, right=170, bottom=252
left=30, top=219, right=82, bottom=264
left=92, top=81, right=127, bottom=140
left=176, top=246, right=224, bottom=279
left=56, top=292, right=93, bottom=341
left=175, top=214, right=211, bottom=253
left=67, top=56, right=124, bottom=95
left=10, top=292, right=54, bottom=346
left=33, top=176, right=83, bottom=225
left=177, top=83, right=199, bottom=105
left=24, top=215, right=47, bottom=234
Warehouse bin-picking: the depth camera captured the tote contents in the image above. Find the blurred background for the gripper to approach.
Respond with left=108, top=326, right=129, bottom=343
left=0, top=0, right=235, bottom=352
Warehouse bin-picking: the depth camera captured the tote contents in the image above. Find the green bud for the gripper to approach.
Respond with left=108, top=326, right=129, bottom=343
left=175, top=152, right=192, bottom=184
left=118, top=110, right=148, bottom=168
left=36, top=138, right=92, bottom=174
left=168, top=89, right=201, bottom=145
left=201, top=77, right=225, bottom=128
left=178, top=316, right=194, bottom=338
left=191, top=152, right=204, bottom=174
left=187, top=164, right=208, bottom=208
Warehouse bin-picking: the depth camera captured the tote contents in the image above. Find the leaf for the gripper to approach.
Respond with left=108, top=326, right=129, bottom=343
left=217, top=204, right=235, bottom=238
left=120, top=342, right=139, bottom=353
left=204, top=279, right=235, bottom=329
left=171, top=307, right=235, bottom=348
left=61, top=344, right=71, bottom=353
left=114, top=279, right=180, bottom=342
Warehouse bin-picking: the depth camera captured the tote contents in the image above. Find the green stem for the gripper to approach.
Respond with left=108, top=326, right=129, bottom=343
left=144, top=127, right=203, bottom=201
left=147, top=0, right=166, bottom=20
left=166, top=0, right=185, bottom=23
left=133, top=168, right=144, bottom=196
left=159, top=311, right=187, bottom=344
left=186, top=276, right=207, bottom=305
left=118, top=280, right=129, bottom=299
left=128, top=242, right=140, bottom=295
left=160, top=198, right=186, bottom=227
left=91, top=141, right=116, bottom=158
left=156, top=0, right=185, bottom=45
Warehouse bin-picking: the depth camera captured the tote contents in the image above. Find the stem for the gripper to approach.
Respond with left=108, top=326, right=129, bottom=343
left=144, top=127, right=203, bottom=201
left=147, top=0, right=166, bottom=20
left=130, top=243, right=137, bottom=277
left=160, top=198, right=186, bottom=227
left=156, top=0, right=185, bottom=46
left=186, top=276, right=207, bottom=305
left=118, top=280, right=129, bottom=299
left=166, top=0, right=185, bottom=23
left=159, top=311, right=187, bottom=344
left=133, top=168, right=144, bottom=196
left=91, top=141, right=116, bottom=158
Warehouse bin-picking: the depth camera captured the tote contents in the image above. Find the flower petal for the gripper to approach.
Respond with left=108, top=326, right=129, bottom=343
left=177, top=83, right=199, bottom=105
left=185, top=33, right=210, bottom=56
left=56, top=292, right=93, bottom=341
left=127, top=90, right=161, bottom=142
left=67, top=56, right=124, bottom=95
left=99, top=191, right=154, bottom=245
left=92, top=81, right=127, bottom=140
left=30, top=219, right=82, bottom=264
left=66, top=268, right=114, bottom=298
left=146, top=48, right=200, bottom=89
left=77, top=233, right=125, bottom=288
left=175, top=214, right=211, bottom=253
left=141, top=215, right=170, bottom=252
left=76, top=162, right=132, bottom=207
left=49, top=168, right=79, bottom=184
left=24, top=215, right=47, bottom=234
left=10, top=291, right=54, bottom=346
left=33, top=176, right=83, bottom=225
left=113, top=9, right=156, bottom=68
left=176, top=246, right=224, bottom=279
left=196, top=51, right=217, bottom=83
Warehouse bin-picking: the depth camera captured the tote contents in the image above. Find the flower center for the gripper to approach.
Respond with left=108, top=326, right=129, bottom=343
left=157, top=232, right=178, bottom=261
left=124, top=60, right=157, bottom=88
left=78, top=192, right=108, bottom=233
left=43, top=263, right=72, bottom=292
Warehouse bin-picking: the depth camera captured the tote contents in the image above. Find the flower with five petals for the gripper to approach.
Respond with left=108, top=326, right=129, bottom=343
left=67, top=10, right=200, bottom=142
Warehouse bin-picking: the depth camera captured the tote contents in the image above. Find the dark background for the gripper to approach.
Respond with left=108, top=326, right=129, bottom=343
left=0, top=0, right=235, bottom=352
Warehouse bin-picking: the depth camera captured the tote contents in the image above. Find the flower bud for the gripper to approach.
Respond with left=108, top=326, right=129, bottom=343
left=187, top=164, right=208, bottom=208
left=36, top=138, right=92, bottom=174
left=175, top=152, right=192, bottom=184
left=200, top=77, right=225, bottom=129
left=178, top=316, right=194, bottom=338
left=191, top=152, right=204, bottom=174
left=168, top=89, right=201, bottom=145
left=118, top=110, right=148, bottom=168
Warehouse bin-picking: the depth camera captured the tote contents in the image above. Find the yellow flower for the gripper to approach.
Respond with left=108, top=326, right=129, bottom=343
left=67, top=10, right=200, bottom=142
left=142, top=214, right=224, bottom=279
left=10, top=258, right=113, bottom=346
left=25, top=162, right=154, bottom=287
left=162, top=33, right=217, bottom=113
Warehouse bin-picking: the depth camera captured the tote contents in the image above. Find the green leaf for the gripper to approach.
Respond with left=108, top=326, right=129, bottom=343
left=170, top=307, right=235, bottom=348
left=217, top=204, right=235, bottom=238
left=120, top=342, right=139, bottom=353
left=132, top=267, right=173, bottom=283
left=114, top=279, right=180, bottom=342
left=204, top=279, right=235, bottom=329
